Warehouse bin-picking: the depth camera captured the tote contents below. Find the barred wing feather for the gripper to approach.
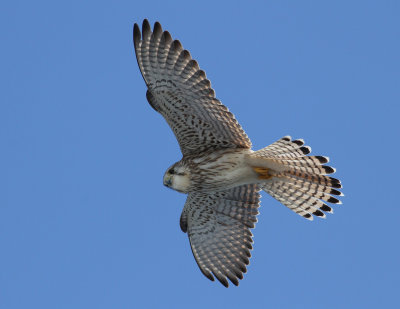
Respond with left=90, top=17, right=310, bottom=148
left=133, top=20, right=251, bottom=156
left=180, top=184, right=260, bottom=287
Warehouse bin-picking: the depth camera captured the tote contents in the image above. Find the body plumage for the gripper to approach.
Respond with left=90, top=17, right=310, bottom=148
left=165, top=148, right=256, bottom=193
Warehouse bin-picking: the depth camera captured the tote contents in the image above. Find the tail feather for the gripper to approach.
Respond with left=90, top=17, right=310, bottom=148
left=283, top=176, right=343, bottom=197
left=283, top=181, right=342, bottom=205
left=263, top=181, right=330, bottom=220
left=251, top=136, right=343, bottom=220
left=283, top=172, right=342, bottom=189
left=255, top=136, right=311, bottom=158
left=263, top=158, right=335, bottom=175
left=279, top=155, right=330, bottom=165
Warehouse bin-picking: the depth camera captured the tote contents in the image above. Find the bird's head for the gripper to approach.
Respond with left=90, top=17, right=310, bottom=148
left=163, top=162, right=191, bottom=193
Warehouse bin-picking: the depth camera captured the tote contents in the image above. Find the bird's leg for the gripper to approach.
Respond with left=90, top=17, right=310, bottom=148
left=252, top=167, right=273, bottom=180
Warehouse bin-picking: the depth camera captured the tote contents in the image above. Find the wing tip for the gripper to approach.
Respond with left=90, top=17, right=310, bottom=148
left=133, top=23, right=141, bottom=47
left=134, top=19, right=159, bottom=42
left=200, top=268, right=215, bottom=282
left=162, top=30, right=173, bottom=44
left=229, top=275, right=240, bottom=287
left=142, top=19, right=150, bottom=35
left=153, top=21, right=162, bottom=37
left=171, top=39, right=183, bottom=52
left=213, top=271, right=229, bottom=288
left=202, top=267, right=244, bottom=288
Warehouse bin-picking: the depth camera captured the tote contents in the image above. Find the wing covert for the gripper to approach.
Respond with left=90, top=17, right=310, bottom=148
left=133, top=20, right=252, bottom=156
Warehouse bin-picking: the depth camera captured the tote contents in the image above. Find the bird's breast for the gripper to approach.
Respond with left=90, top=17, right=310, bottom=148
left=187, top=148, right=256, bottom=192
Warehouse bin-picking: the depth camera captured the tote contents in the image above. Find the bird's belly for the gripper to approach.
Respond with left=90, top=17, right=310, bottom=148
left=190, top=149, right=257, bottom=192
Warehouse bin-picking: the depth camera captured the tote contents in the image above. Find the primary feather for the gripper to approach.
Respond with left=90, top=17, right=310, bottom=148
left=134, top=20, right=251, bottom=156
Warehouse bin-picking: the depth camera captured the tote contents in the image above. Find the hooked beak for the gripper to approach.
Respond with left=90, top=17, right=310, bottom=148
left=163, top=174, right=172, bottom=187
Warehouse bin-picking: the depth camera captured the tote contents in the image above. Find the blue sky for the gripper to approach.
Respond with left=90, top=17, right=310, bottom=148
left=1, top=1, right=399, bottom=308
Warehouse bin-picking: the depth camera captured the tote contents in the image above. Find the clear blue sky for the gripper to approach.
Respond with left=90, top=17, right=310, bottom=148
left=1, top=1, right=399, bottom=308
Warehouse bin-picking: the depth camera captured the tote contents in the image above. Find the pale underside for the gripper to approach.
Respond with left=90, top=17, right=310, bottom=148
left=133, top=19, right=343, bottom=287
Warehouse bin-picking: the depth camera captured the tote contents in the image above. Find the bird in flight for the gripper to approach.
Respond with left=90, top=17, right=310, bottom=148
left=133, top=19, right=343, bottom=287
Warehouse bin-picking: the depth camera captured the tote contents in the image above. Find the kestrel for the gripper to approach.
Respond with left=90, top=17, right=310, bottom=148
left=133, top=19, right=343, bottom=287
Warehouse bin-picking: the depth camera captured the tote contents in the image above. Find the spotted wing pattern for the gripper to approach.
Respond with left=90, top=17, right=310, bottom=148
left=180, top=184, right=260, bottom=287
left=133, top=20, right=251, bottom=156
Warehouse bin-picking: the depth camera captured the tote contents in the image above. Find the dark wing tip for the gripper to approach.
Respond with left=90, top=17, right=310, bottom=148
left=162, top=30, right=173, bottom=44
left=142, top=19, right=151, bottom=38
left=188, top=59, right=199, bottom=70
left=133, top=23, right=141, bottom=47
left=199, top=268, right=214, bottom=282
left=153, top=21, right=162, bottom=37
left=213, top=272, right=229, bottom=288
left=229, top=275, right=240, bottom=286
left=182, top=49, right=191, bottom=60
left=197, top=70, right=206, bottom=79
left=171, top=39, right=183, bottom=52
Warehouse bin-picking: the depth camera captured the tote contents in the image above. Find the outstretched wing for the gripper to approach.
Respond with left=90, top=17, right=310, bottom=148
left=133, top=20, right=251, bottom=156
left=180, top=184, right=261, bottom=287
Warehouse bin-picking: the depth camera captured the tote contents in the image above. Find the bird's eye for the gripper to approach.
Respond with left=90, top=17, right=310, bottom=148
left=168, top=169, right=175, bottom=175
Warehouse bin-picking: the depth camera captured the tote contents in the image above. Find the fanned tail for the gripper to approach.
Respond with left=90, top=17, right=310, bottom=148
left=249, top=136, right=343, bottom=220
